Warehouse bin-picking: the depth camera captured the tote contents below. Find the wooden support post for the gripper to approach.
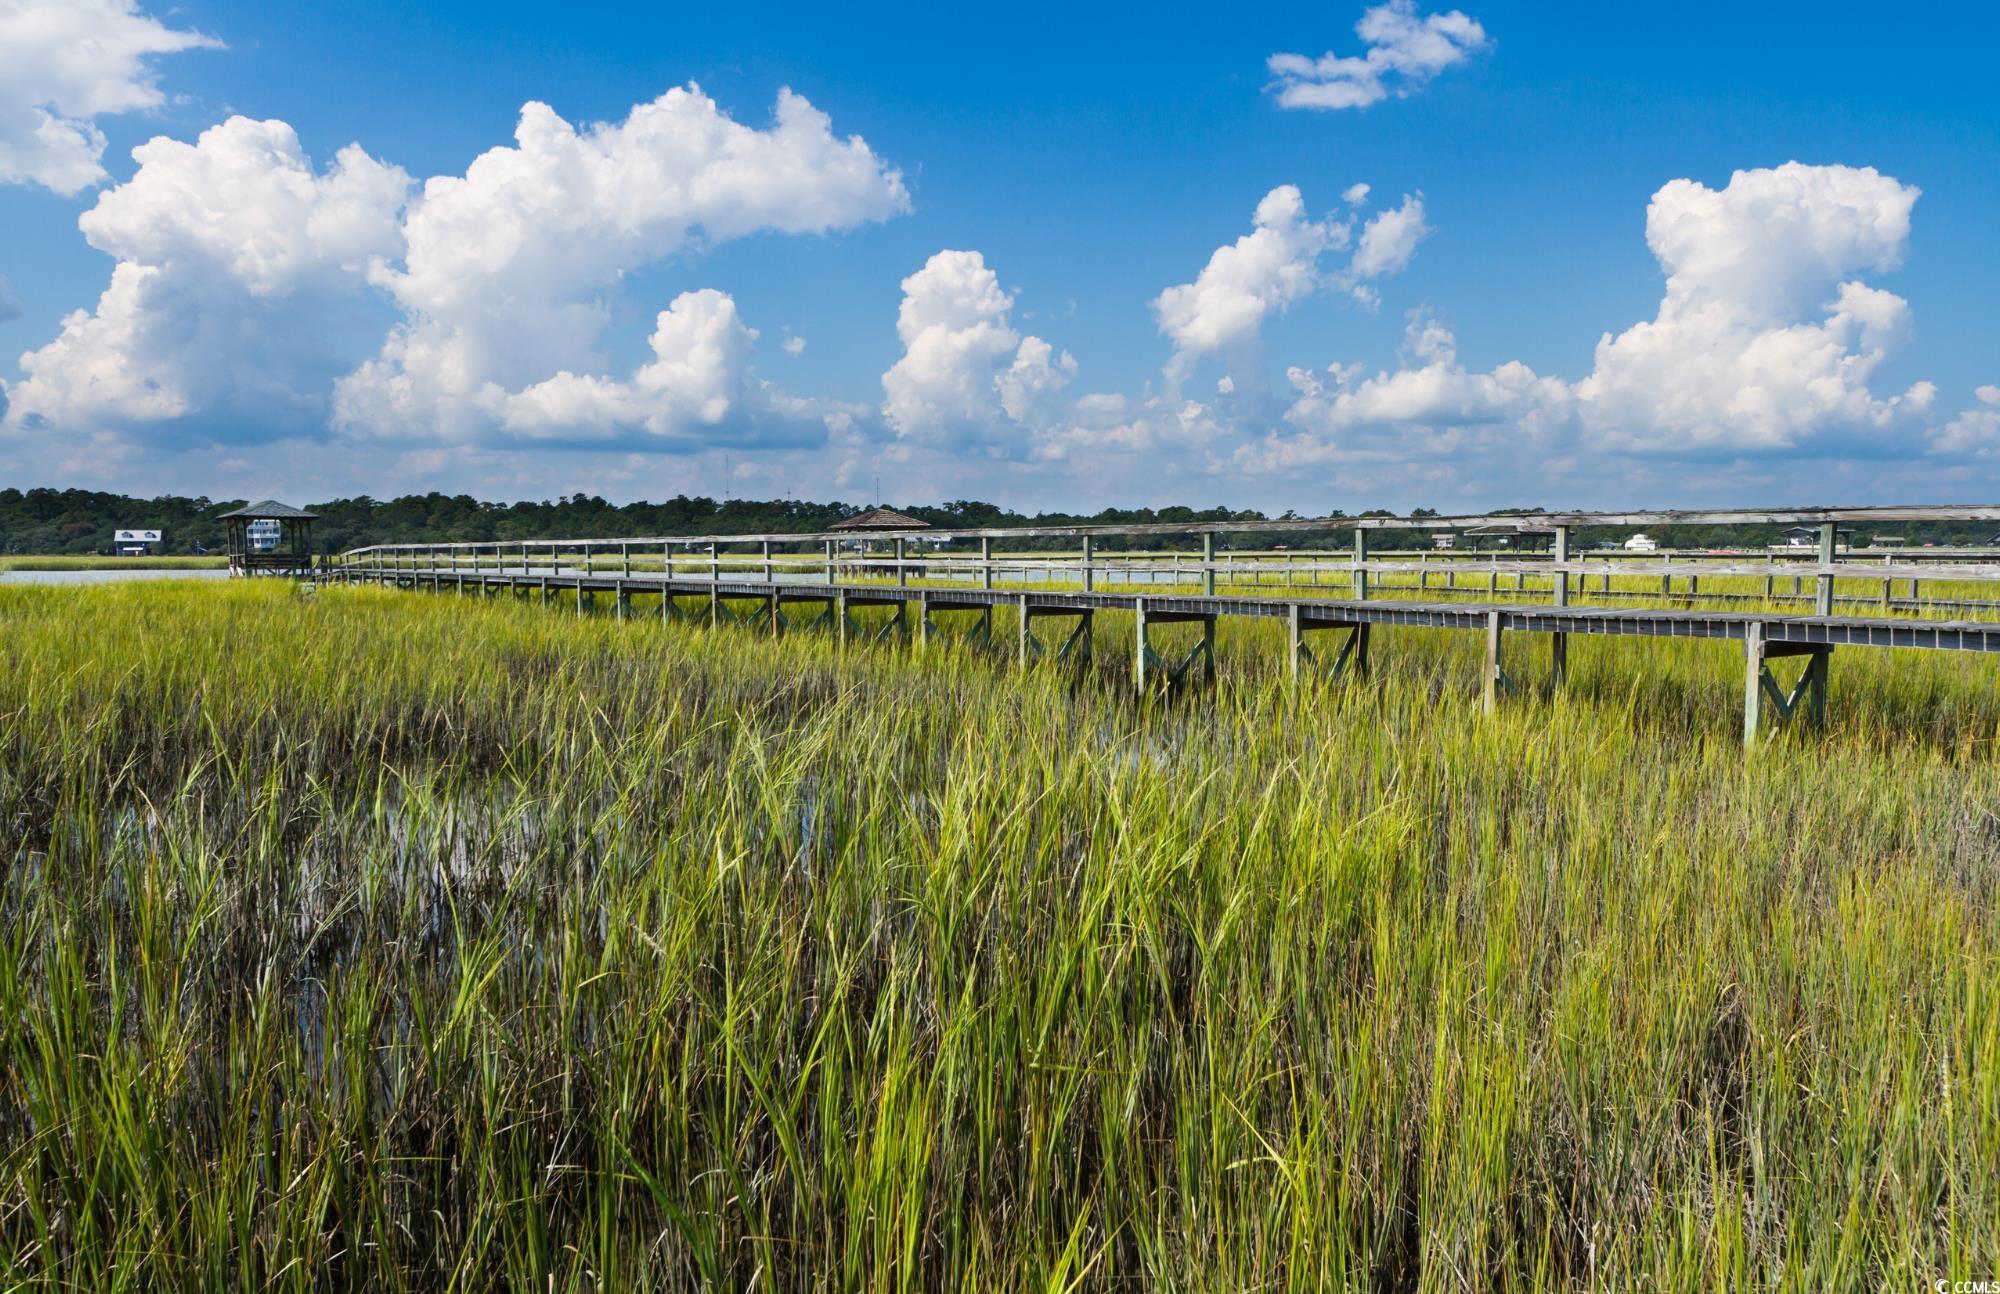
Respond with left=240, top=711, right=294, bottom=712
left=769, top=593, right=781, bottom=637
left=1551, top=524, right=1570, bottom=690
left=1483, top=610, right=1503, bottom=715
left=762, top=540, right=773, bottom=583
left=1017, top=594, right=1031, bottom=668
left=896, top=537, right=908, bottom=588
left=835, top=591, right=850, bottom=647
left=1203, top=533, right=1216, bottom=596
left=916, top=593, right=930, bottom=648
left=1134, top=597, right=1150, bottom=691
left=1816, top=522, right=1836, bottom=616
left=707, top=542, right=718, bottom=589
left=1353, top=529, right=1369, bottom=602
left=982, top=537, right=994, bottom=591
left=824, top=539, right=835, bottom=585
left=621, top=543, right=631, bottom=578
left=1082, top=535, right=1094, bottom=592
left=1743, top=621, right=1765, bottom=745
left=1287, top=604, right=1303, bottom=680
left=615, top=581, right=628, bottom=621
left=664, top=542, right=674, bottom=583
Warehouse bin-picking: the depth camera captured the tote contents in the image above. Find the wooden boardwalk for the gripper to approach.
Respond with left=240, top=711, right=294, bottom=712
left=327, top=568, right=2000, bottom=750
left=325, top=505, right=2000, bottom=745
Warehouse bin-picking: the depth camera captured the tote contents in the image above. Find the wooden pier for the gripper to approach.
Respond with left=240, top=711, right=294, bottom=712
left=325, top=505, right=2000, bottom=747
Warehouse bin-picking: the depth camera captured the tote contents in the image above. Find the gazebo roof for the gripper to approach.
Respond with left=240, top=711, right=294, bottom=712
left=218, top=499, right=318, bottom=521
left=829, top=506, right=930, bottom=531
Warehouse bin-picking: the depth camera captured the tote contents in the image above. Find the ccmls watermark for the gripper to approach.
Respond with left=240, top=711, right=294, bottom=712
left=1936, top=1280, right=2000, bottom=1293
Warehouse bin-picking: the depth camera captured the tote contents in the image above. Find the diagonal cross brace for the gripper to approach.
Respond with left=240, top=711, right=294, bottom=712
left=1289, top=609, right=1370, bottom=683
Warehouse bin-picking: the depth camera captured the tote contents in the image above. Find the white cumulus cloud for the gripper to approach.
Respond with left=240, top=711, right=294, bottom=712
left=477, top=288, right=831, bottom=449
left=881, top=249, right=1074, bottom=453
left=1576, top=162, right=1935, bottom=451
left=1260, top=163, right=1942, bottom=471
left=0, top=0, right=218, bottom=194
left=4, top=116, right=410, bottom=438
left=334, top=85, right=908, bottom=442
left=1271, top=311, right=1570, bottom=465
left=1268, top=1, right=1489, bottom=112
left=1153, top=184, right=1425, bottom=383
left=1933, top=385, right=2000, bottom=458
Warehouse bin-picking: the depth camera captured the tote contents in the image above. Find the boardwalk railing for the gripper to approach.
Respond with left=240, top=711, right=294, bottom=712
left=325, top=504, right=2000, bottom=745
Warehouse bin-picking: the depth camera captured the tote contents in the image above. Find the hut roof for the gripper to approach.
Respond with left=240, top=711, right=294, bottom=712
left=218, top=499, right=318, bottom=521
left=829, top=507, right=930, bottom=531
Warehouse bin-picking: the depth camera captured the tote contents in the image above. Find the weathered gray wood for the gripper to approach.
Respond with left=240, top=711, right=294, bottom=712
left=336, top=504, right=2000, bottom=558
left=1551, top=525, right=1569, bottom=690
left=1202, top=534, right=1216, bottom=596
left=1083, top=535, right=1095, bottom=592
left=1743, top=621, right=1765, bottom=744
left=1353, top=529, right=1369, bottom=602
left=1817, top=523, right=1836, bottom=616
left=1133, top=598, right=1149, bottom=690
left=1483, top=610, right=1503, bottom=714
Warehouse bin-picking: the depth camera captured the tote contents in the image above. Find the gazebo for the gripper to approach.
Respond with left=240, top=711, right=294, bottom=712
left=829, top=507, right=931, bottom=581
left=219, top=499, right=318, bottom=576
left=829, top=507, right=931, bottom=533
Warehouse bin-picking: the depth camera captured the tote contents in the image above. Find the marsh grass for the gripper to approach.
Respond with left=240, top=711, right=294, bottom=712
left=2, top=580, right=1997, bottom=1290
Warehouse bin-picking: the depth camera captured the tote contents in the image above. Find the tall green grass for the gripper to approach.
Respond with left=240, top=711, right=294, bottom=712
left=2, top=580, right=1996, bottom=1290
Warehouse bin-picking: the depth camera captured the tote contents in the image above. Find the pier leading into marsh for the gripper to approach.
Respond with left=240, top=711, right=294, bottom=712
left=324, top=504, right=2000, bottom=746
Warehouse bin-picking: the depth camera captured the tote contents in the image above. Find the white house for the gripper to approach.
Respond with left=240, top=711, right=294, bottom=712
left=114, top=528, right=163, bottom=556
left=1623, top=533, right=1658, bottom=552
left=246, top=518, right=282, bottom=551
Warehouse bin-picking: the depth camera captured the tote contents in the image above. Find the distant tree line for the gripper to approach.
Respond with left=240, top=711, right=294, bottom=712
left=1, top=486, right=1992, bottom=556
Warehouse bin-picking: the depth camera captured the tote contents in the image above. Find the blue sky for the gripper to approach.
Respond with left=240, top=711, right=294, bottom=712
left=2, top=0, right=1997, bottom=512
